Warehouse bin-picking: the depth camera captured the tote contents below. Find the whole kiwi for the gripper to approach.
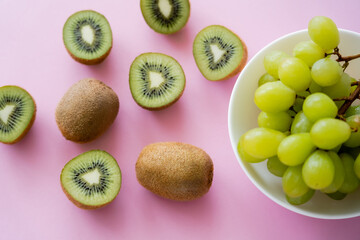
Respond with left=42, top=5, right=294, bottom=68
left=136, top=142, right=214, bottom=201
left=55, top=78, right=119, bottom=143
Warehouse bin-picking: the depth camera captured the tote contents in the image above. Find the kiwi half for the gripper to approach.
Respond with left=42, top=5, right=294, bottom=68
left=140, top=0, right=190, bottom=34
left=61, top=150, right=121, bottom=209
left=0, top=86, right=36, bottom=144
left=193, top=25, right=247, bottom=81
left=129, top=53, right=186, bottom=110
left=63, top=10, right=113, bottom=65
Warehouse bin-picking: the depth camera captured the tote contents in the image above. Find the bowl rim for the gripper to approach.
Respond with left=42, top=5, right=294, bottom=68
left=228, top=28, right=360, bottom=220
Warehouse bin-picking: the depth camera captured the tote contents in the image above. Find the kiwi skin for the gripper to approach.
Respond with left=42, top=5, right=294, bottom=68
left=136, top=142, right=214, bottom=201
left=194, top=25, right=248, bottom=81
left=60, top=181, right=113, bottom=210
left=63, top=10, right=113, bottom=65
left=65, top=45, right=112, bottom=65
left=55, top=78, right=119, bottom=143
left=0, top=86, right=36, bottom=144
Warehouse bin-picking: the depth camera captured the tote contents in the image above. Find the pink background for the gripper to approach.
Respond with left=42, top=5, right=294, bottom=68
left=1, top=0, right=360, bottom=239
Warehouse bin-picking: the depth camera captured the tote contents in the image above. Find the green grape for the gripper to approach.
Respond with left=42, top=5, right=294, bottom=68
left=339, top=145, right=360, bottom=159
left=293, top=40, right=325, bottom=67
left=278, top=57, right=312, bottom=92
left=354, top=154, right=360, bottom=179
left=345, top=105, right=360, bottom=118
left=297, top=91, right=310, bottom=98
left=278, top=133, right=316, bottom=166
left=293, top=97, right=304, bottom=113
left=302, top=150, right=335, bottom=189
left=237, top=135, right=265, bottom=163
left=327, top=191, right=347, bottom=200
left=303, top=92, right=337, bottom=122
left=267, top=156, right=288, bottom=177
left=331, top=144, right=342, bottom=153
left=308, top=16, right=340, bottom=51
left=263, top=50, right=289, bottom=79
left=254, top=81, right=296, bottom=113
left=322, top=73, right=351, bottom=108
left=344, top=115, right=360, bottom=148
left=338, top=153, right=360, bottom=193
left=291, top=111, right=313, bottom=134
left=257, top=111, right=292, bottom=132
left=310, top=118, right=351, bottom=150
left=286, top=189, right=315, bottom=205
left=287, top=109, right=297, bottom=117
left=309, top=80, right=322, bottom=93
left=350, top=78, right=358, bottom=93
left=311, top=58, right=343, bottom=87
left=293, top=91, right=310, bottom=112
left=258, top=73, right=278, bottom=86
left=321, top=151, right=345, bottom=193
left=242, top=128, right=286, bottom=159
left=282, top=165, right=310, bottom=198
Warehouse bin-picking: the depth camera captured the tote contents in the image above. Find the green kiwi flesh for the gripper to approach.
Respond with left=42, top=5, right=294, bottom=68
left=0, top=86, right=36, bottom=144
left=63, top=10, right=112, bottom=64
left=129, top=53, right=186, bottom=110
left=61, top=150, right=121, bottom=209
left=193, top=25, right=247, bottom=81
left=140, top=0, right=190, bottom=34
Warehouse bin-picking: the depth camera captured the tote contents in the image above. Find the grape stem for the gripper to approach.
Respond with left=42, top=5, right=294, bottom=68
left=338, top=82, right=360, bottom=116
left=327, top=47, right=360, bottom=71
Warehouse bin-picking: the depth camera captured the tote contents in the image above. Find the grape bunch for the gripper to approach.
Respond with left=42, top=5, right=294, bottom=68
left=238, top=16, right=360, bottom=205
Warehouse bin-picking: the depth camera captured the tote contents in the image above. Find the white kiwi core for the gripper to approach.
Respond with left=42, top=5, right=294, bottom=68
left=210, top=44, right=226, bottom=63
left=81, top=25, right=95, bottom=45
left=0, top=105, right=15, bottom=124
left=158, top=0, right=172, bottom=18
left=149, top=71, right=165, bottom=88
left=82, top=168, right=101, bottom=185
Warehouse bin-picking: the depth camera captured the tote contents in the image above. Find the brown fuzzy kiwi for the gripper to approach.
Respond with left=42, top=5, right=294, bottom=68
left=136, top=142, right=214, bottom=201
left=55, top=78, right=119, bottom=143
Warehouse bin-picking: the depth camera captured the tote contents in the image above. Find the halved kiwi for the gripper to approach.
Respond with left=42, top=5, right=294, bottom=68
left=193, top=25, right=247, bottom=81
left=63, top=10, right=113, bottom=65
left=0, top=86, right=36, bottom=144
left=129, top=52, right=186, bottom=110
left=61, top=150, right=121, bottom=209
left=140, top=0, right=190, bottom=34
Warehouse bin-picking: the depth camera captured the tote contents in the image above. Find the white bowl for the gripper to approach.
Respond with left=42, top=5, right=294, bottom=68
left=228, top=29, right=360, bottom=219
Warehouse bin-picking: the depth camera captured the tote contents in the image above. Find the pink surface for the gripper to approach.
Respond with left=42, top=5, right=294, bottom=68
left=1, top=0, right=360, bottom=239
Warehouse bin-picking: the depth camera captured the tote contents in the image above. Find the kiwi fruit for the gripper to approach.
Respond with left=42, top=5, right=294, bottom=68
left=63, top=10, right=113, bottom=65
left=129, top=53, right=186, bottom=110
left=55, top=78, right=119, bottom=143
left=193, top=25, right=247, bottom=81
left=0, top=86, right=36, bottom=144
left=61, top=150, right=121, bottom=209
left=136, top=142, right=213, bottom=201
left=140, top=0, right=190, bottom=34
